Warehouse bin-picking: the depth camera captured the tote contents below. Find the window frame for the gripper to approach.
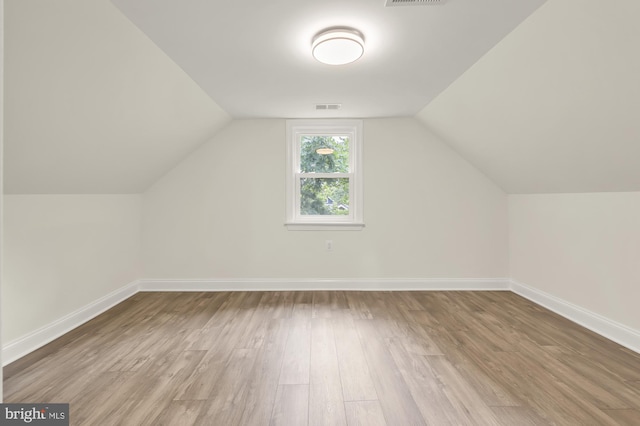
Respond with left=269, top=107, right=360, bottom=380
left=285, top=119, right=364, bottom=231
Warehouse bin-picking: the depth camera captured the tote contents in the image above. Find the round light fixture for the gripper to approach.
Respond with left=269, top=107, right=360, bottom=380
left=312, top=28, right=364, bottom=65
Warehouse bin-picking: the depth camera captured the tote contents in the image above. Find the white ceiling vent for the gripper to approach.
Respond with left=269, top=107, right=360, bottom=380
left=385, top=0, right=447, bottom=6
left=315, top=103, right=342, bottom=111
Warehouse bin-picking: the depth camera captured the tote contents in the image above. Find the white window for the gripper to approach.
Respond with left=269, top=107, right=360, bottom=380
left=285, top=119, right=364, bottom=230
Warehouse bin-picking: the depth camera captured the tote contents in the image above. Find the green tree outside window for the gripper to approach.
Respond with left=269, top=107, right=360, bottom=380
left=299, top=136, right=350, bottom=215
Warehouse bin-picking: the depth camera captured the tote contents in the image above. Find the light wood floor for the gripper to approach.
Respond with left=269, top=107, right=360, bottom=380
left=4, top=291, right=640, bottom=425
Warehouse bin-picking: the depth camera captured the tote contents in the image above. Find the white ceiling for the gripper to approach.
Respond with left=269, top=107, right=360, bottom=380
left=109, top=0, right=545, bottom=119
left=6, top=0, right=639, bottom=195
left=4, top=0, right=230, bottom=194
left=417, top=0, right=640, bottom=193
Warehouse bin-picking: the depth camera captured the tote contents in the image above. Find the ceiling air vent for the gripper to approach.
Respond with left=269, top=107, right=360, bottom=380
left=315, top=103, right=342, bottom=111
left=385, top=0, right=447, bottom=6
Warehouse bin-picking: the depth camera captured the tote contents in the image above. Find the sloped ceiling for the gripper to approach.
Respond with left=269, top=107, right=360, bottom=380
left=3, top=0, right=230, bottom=194
left=6, top=0, right=638, bottom=195
left=109, top=0, right=545, bottom=118
left=417, top=0, right=640, bottom=194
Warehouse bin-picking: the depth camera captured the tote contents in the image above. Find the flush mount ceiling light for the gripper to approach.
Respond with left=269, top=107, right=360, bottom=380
left=312, top=28, right=365, bottom=65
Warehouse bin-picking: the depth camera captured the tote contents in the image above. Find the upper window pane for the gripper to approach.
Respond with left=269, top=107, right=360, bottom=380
left=300, top=135, right=349, bottom=173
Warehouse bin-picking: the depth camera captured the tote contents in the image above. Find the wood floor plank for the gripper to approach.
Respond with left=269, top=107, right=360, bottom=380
left=117, top=350, right=208, bottom=425
left=311, top=291, right=349, bottom=318
left=333, top=317, right=378, bottom=402
left=309, top=318, right=347, bottom=426
left=518, top=338, right=632, bottom=410
left=354, top=319, right=427, bottom=425
left=626, top=380, right=640, bottom=393
left=416, top=292, right=470, bottom=332
left=601, top=408, right=640, bottom=424
left=344, top=400, right=387, bottom=426
left=386, top=341, right=462, bottom=425
left=148, top=400, right=206, bottom=426
left=392, top=291, right=426, bottom=312
left=493, top=350, right=619, bottom=425
left=577, top=345, right=640, bottom=382
left=271, top=384, right=309, bottom=426
left=439, top=329, right=522, bottom=408
left=168, top=292, right=227, bottom=330
left=426, top=355, right=502, bottom=425
left=272, top=291, right=296, bottom=319
left=329, top=291, right=350, bottom=310
left=490, top=406, right=552, bottom=426
left=420, top=301, right=515, bottom=397
left=542, top=346, right=640, bottom=410
left=480, top=292, right=561, bottom=347
left=344, top=291, right=374, bottom=319
left=75, top=370, right=147, bottom=424
left=255, top=291, right=289, bottom=319
left=464, top=311, right=520, bottom=353
left=174, top=308, right=257, bottom=400
left=239, top=291, right=266, bottom=309
left=312, top=291, right=334, bottom=319
left=365, top=291, right=406, bottom=322
left=278, top=308, right=311, bottom=384
left=385, top=320, right=443, bottom=356
left=195, top=348, right=260, bottom=425
left=4, top=291, right=640, bottom=426
left=71, top=372, right=134, bottom=424
left=239, top=319, right=291, bottom=426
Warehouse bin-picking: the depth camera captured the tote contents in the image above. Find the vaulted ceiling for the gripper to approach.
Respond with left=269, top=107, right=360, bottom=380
left=109, top=0, right=544, bottom=119
left=417, top=0, right=640, bottom=193
left=4, top=0, right=640, bottom=194
left=4, top=0, right=230, bottom=194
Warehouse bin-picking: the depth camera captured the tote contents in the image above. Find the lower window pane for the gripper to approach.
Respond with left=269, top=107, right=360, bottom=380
left=300, top=178, right=349, bottom=215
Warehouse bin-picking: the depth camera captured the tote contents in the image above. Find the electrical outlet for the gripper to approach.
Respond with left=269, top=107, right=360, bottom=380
left=326, top=240, right=333, bottom=251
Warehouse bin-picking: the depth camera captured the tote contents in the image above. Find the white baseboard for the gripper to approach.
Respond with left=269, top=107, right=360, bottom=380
left=137, top=278, right=511, bottom=292
left=6, top=277, right=639, bottom=366
left=2, top=280, right=140, bottom=366
left=1, top=277, right=508, bottom=366
left=510, top=279, right=640, bottom=354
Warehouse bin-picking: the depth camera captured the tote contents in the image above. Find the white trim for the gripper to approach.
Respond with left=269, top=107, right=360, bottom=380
left=285, top=119, right=364, bottom=229
left=1, top=0, right=5, bottom=399
left=510, top=279, right=640, bottom=354
left=6, top=277, right=640, bottom=366
left=138, top=278, right=510, bottom=292
left=2, top=280, right=139, bottom=366
left=285, top=222, right=365, bottom=231
left=2, top=277, right=503, bottom=366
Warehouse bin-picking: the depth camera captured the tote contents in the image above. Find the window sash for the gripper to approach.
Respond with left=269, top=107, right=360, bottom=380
left=295, top=134, right=354, bottom=173
left=299, top=134, right=351, bottom=174
left=294, top=174, right=354, bottom=222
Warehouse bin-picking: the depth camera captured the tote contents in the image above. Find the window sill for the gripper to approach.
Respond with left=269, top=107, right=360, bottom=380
left=285, top=222, right=365, bottom=231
